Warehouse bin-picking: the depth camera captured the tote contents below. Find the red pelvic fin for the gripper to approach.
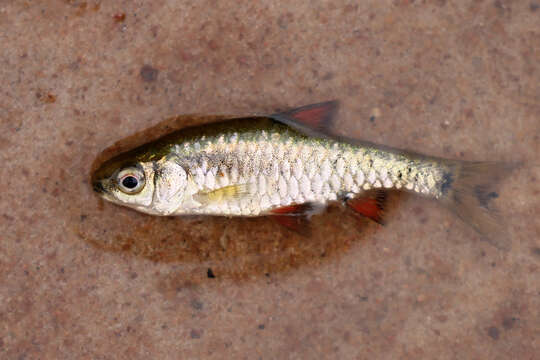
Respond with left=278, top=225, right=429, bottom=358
left=269, top=203, right=324, bottom=235
left=270, top=101, right=339, bottom=136
left=271, top=203, right=309, bottom=215
left=270, top=202, right=325, bottom=216
left=346, top=190, right=387, bottom=225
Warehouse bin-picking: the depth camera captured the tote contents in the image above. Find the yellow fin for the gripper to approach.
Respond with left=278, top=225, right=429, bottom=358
left=194, top=184, right=250, bottom=204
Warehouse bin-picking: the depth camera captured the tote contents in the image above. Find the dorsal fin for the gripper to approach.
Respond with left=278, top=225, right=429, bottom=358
left=268, top=101, right=430, bottom=160
left=269, top=101, right=339, bottom=138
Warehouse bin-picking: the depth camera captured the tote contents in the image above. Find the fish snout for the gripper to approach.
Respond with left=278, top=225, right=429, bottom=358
left=93, top=180, right=105, bottom=194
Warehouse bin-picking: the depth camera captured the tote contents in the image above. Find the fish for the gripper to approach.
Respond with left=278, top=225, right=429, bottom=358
left=92, top=101, right=516, bottom=247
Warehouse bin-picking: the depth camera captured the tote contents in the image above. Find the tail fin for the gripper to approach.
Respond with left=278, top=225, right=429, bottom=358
left=440, top=161, right=520, bottom=250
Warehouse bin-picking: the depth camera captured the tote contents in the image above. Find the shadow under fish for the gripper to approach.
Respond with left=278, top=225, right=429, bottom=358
left=82, top=101, right=518, bottom=280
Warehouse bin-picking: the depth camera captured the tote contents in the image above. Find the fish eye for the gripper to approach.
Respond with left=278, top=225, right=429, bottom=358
left=117, top=167, right=145, bottom=194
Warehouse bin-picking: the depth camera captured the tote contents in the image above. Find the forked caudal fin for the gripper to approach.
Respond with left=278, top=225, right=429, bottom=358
left=440, top=161, right=521, bottom=250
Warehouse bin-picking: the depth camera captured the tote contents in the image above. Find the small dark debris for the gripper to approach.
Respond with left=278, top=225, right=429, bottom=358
left=80, top=214, right=87, bottom=222
left=264, top=273, right=270, bottom=277
left=358, top=296, right=369, bottom=302
left=190, top=299, right=203, bottom=311
left=113, top=13, right=126, bottom=22
left=532, top=247, right=540, bottom=257
left=207, top=268, right=216, bottom=278
left=161, top=324, right=168, bottom=330
left=130, top=272, right=138, bottom=279
left=36, top=92, right=57, bottom=104
left=502, top=317, right=518, bottom=330
left=474, top=185, right=496, bottom=208
left=59, top=267, right=65, bottom=274
left=531, top=3, right=539, bottom=11
left=488, top=191, right=499, bottom=199
left=140, top=65, right=158, bottom=82
left=190, top=329, right=201, bottom=339
left=258, top=324, right=265, bottom=330
left=369, top=115, right=376, bottom=123
left=487, top=326, right=500, bottom=340
left=321, top=72, right=334, bottom=81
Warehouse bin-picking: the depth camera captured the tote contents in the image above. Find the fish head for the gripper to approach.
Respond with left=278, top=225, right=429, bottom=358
left=92, top=155, right=157, bottom=214
left=92, top=152, right=189, bottom=215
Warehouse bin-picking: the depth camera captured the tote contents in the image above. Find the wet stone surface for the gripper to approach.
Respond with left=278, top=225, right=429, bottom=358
left=0, top=1, right=539, bottom=359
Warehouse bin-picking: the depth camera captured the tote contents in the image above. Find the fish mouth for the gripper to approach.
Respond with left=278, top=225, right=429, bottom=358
left=92, top=180, right=105, bottom=194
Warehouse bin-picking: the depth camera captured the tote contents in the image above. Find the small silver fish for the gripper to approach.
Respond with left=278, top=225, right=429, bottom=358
left=92, top=101, right=515, bottom=246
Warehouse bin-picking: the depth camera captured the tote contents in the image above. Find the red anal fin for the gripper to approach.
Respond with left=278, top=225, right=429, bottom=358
left=269, top=203, right=324, bottom=235
left=346, top=190, right=387, bottom=225
left=270, top=101, right=339, bottom=136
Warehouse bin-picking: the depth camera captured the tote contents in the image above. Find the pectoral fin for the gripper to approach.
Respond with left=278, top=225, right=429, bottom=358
left=194, top=184, right=250, bottom=204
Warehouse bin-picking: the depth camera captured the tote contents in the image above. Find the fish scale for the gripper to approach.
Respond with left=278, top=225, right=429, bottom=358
left=93, top=101, right=515, bottom=249
left=177, top=125, right=444, bottom=216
